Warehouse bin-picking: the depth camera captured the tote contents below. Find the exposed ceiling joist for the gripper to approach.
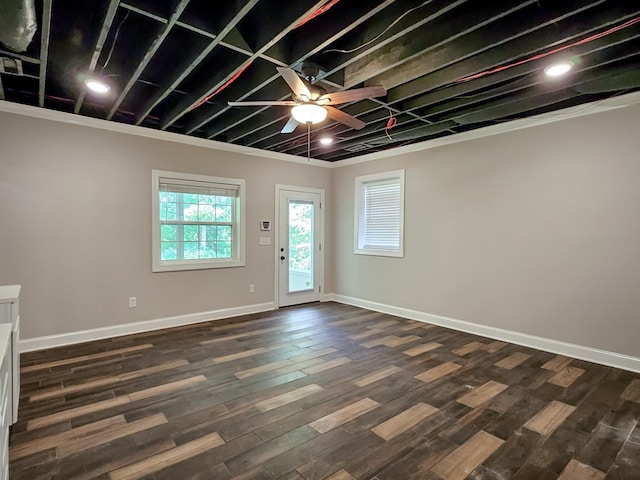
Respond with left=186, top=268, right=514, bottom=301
left=105, top=0, right=192, bottom=120
left=160, top=0, right=330, bottom=131
left=38, top=0, right=52, bottom=107
left=134, top=0, right=261, bottom=125
left=73, top=0, right=120, bottom=114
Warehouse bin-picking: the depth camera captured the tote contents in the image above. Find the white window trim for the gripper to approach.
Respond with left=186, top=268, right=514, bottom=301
left=152, top=170, right=246, bottom=272
left=354, top=169, right=405, bottom=258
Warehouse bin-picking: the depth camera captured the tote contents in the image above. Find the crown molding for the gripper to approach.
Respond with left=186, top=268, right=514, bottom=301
left=3, top=90, right=640, bottom=170
left=0, top=100, right=331, bottom=168
left=330, top=90, right=640, bottom=168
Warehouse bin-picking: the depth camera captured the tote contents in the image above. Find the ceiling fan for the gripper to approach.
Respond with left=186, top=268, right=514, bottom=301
left=228, top=65, right=387, bottom=134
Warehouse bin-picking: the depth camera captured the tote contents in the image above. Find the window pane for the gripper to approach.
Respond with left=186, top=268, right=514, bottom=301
left=183, top=225, right=199, bottom=241
left=217, top=242, right=232, bottom=258
left=183, top=203, right=199, bottom=221
left=161, top=224, right=176, bottom=241
left=161, top=242, right=177, bottom=260
left=217, top=226, right=232, bottom=242
left=199, top=204, right=215, bottom=221
left=215, top=205, right=231, bottom=222
left=202, top=242, right=216, bottom=259
left=183, top=242, right=199, bottom=259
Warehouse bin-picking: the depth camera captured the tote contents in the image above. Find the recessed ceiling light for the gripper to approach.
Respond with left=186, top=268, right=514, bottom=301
left=319, top=137, right=333, bottom=145
left=84, top=79, right=110, bottom=94
left=544, top=61, right=573, bottom=78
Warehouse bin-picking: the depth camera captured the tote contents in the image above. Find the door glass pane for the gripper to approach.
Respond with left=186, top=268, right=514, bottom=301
left=288, top=200, right=314, bottom=292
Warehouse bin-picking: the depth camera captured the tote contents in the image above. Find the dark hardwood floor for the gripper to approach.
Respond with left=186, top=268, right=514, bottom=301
left=9, top=302, right=640, bottom=480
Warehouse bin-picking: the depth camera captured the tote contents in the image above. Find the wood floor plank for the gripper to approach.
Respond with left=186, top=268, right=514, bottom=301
left=431, top=430, right=504, bottom=480
left=21, top=344, right=154, bottom=373
left=301, top=357, right=351, bottom=375
left=541, top=355, right=573, bottom=372
left=621, top=378, right=640, bottom=402
left=371, top=402, right=439, bottom=441
left=58, top=413, right=168, bottom=457
left=11, top=415, right=127, bottom=460
left=30, top=359, right=191, bottom=401
left=557, top=459, right=606, bottom=480
left=235, top=360, right=293, bottom=379
left=212, top=348, right=270, bottom=364
left=255, top=385, right=323, bottom=412
left=452, top=341, right=484, bottom=356
left=324, top=469, right=357, bottom=480
left=309, top=398, right=380, bottom=434
left=27, top=375, right=206, bottom=430
left=548, top=366, right=586, bottom=388
left=495, top=352, right=531, bottom=370
left=287, top=347, right=337, bottom=363
left=524, top=400, right=576, bottom=436
left=403, top=342, right=442, bottom=357
left=127, top=375, right=207, bottom=401
left=353, top=365, right=402, bottom=387
left=109, top=432, right=225, bottom=480
left=415, top=362, right=462, bottom=383
left=457, top=381, right=508, bottom=408
left=27, top=396, right=131, bottom=430
left=349, top=329, right=383, bottom=340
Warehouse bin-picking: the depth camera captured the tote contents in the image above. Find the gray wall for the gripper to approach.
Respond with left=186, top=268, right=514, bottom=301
left=329, top=104, right=640, bottom=357
left=2, top=103, right=640, bottom=359
left=0, top=112, right=331, bottom=338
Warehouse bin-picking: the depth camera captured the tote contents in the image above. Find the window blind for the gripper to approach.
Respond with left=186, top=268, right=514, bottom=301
left=361, top=179, right=401, bottom=250
left=159, top=178, right=238, bottom=197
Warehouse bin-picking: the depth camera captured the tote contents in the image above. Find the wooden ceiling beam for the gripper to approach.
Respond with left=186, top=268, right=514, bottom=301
left=416, top=35, right=640, bottom=119
left=73, top=0, right=120, bottom=114
left=160, top=0, right=330, bottom=132
left=371, top=0, right=607, bottom=94
left=38, top=0, right=52, bottom=107
left=387, top=3, right=638, bottom=104
left=203, top=0, right=470, bottom=141
left=106, top=0, right=192, bottom=120
left=134, top=1, right=260, bottom=125
left=193, top=0, right=400, bottom=138
left=344, top=0, right=535, bottom=89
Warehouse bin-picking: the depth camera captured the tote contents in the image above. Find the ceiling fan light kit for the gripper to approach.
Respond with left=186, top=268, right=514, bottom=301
left=291, top=104, right=327, bottom=124
left=228, top=66, right=387, bottom=137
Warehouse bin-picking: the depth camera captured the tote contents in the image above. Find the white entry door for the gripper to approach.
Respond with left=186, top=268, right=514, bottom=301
left=276, top=186, right=324, bottom=307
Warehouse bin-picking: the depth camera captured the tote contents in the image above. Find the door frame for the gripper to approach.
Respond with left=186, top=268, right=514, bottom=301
left=274, top=184, right=325, bottom=308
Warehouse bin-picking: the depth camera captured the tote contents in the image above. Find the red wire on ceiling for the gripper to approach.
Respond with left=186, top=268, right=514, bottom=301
left=385, top=109, right=397, bottom=139
left=190, top=60, right=254, bottom=111
left=455, top=16, right=640, bottom=84
left=295, top=0, right=341, bottom=29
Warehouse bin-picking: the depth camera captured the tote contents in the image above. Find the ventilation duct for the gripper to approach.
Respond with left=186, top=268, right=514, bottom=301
left=0, top=0, right=37, bottom=52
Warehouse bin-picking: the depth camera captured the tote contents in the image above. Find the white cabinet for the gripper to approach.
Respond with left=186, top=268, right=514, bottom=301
left=0, top=285, right=20, bottom=425
left=0, top=324, right=11, bottom=480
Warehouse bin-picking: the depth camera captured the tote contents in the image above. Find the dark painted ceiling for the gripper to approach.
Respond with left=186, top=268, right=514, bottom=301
left=1, top=0, right=639, bottom=161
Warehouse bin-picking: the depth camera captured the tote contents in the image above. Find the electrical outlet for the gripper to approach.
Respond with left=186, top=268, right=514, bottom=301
left=249, top=284, right=255, bottom=293
left=129, top=297, right=137, bottom=308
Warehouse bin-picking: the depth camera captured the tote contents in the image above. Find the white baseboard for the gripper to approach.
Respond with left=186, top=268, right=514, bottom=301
left=20, top=302, right=276, bottom=352
left=324, top=294, right=640, bottom=373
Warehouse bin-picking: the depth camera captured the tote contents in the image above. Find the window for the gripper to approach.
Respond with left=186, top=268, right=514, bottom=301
left=152, top=170, right=245, bottom=272
left=354, top=169, right=405, bottom=257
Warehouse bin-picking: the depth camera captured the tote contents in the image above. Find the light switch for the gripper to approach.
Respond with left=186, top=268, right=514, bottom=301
left=259, top=237, right=272, bottom=246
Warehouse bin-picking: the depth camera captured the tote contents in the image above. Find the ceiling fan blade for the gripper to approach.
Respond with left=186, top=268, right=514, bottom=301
left=281, top=117, right=299, bottom=134
left=319, top=86, right=387, bottom=105
left=326, top=106, right=366, bottom=130
left=228, top=101, right=298, bottom=106
left=276, top=67, right=311, bottom=98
